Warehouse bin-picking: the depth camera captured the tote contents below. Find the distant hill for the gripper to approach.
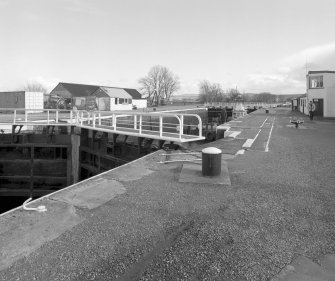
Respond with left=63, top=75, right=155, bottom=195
left=171, top=92, right=303, bottom=103
left=171, top=94, right=199, bottom=101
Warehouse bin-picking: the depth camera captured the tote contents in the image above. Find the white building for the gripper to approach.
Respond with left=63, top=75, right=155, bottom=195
left=94, top=87, right=133, bottom=111
left=123, top=88, right=147, bottom=109
left=306, top=70, right=335, bottom=117
left=94, top=87, right=147, bottom=110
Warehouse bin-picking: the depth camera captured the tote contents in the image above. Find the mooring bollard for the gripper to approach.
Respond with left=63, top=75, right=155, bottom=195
left=202, top=147, right=222, bottom=176
left=216, top=125, right=228, bottom=140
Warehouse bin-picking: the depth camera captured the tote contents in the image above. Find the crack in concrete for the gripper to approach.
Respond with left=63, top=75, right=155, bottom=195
left=115, top=219, right=200, bottom=281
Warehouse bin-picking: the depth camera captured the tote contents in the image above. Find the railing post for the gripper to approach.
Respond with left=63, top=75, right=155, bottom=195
left=134, top=115, right=137, bottom=130
left=80, top=112, right=83, bottom=126
left=112, top=114, right=116, bottom=131
left=159, top=115, right=163, bottom=137
left=139, top=115, right=142, bottom=134
left=179, top=114, right=184, bottom=139
left=25, top=110, right=28, bottom=122
left=87, top=112, right=90, bottom=125
left=70, top=110, right=73, bottom=123
left=47, top=110, right=50, bottom=124
left=56, top=110, right=59, bottom=123
left=93, top=113, right=96, bottom=128
left=198, top=118, right=202, bottom=137
left=98, top=113, right=101, bottom=126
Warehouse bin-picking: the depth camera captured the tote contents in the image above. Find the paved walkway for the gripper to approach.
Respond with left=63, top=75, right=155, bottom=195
left=1, top=108, right=335, bottom=280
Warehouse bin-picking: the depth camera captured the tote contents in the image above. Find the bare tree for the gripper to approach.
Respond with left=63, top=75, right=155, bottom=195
left=138, top=65, right=180, bottom=106
left=251, top=92, right=275, bottom=103
left=198, top=80, right=225, bottom=103
left=226, top=88, right=241, bottom=102
left=23, top=82, right=48, bottom=94
left=22, top=81, right=52, bottom=108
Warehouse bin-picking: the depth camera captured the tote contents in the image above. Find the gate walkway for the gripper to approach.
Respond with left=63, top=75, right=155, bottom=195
left=0, top=108, right=204, bottom=143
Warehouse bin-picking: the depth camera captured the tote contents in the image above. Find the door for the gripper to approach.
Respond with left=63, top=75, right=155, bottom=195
left=313, top=98, right=324, bottom=117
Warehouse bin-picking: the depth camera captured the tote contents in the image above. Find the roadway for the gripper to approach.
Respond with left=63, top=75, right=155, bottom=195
left=1, top=107, right=335, bottom=280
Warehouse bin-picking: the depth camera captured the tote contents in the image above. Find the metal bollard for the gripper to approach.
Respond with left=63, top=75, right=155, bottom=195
left=202, top=147, right=222, bottom=176
left=216, top=126, right=227, bottom=140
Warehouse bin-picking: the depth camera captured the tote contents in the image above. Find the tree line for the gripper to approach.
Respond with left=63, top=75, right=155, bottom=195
left=197, top=80, right=296, bottom=104
left=138, top=67, right=295, bottom=105
left=22, top=65, right=296, bottom=106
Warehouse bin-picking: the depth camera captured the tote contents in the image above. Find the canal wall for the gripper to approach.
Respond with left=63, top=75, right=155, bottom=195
left=0, top=125, right=161, bottom=213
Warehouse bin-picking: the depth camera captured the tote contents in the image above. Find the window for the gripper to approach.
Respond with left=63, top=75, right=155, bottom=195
left=309, top=76, right=323, bottom=88
left=115, top=98, right=118, bottom=105
left=119, top=98, right=125, bottom=104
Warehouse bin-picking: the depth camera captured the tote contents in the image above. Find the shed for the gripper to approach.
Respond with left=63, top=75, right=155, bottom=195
left=0, top=91, right=44, bottom=112
left=49, top=83, right=100, bottom=109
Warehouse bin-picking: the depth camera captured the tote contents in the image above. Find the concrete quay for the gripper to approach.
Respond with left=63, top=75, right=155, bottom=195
left=1, top=107, right=335, bottom=280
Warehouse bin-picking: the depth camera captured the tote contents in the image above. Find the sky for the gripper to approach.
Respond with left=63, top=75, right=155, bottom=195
left=1, top=0, right=335, bottom=95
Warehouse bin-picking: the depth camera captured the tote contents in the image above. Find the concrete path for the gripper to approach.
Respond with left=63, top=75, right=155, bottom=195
left=1, top=108, right=335, bottom=280
left=272, top=255, right=335, bottom=281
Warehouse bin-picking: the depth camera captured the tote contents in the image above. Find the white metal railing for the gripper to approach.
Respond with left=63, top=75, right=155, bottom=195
left=0, top=108, right=204, bottom=142
left=0, top=108, right=73, bottom=125
left=77, top=111, right=204, bottom=142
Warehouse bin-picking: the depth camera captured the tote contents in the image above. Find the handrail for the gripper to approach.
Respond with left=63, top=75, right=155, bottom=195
left=0, top=108, right=205, bottom=142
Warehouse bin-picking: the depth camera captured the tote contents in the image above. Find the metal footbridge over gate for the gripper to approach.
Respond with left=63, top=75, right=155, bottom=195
left=0, top=108, right=205, bottom=143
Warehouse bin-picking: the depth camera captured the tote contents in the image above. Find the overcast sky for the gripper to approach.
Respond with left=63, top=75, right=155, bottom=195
left=1, top=0, right=335, bottom=95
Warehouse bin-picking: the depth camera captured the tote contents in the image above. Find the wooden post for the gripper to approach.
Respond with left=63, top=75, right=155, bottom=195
left=13, top=110, right=16, bottom=125
left=138, top=137, right=144, bottom=155
left=30, top=146, right=34, bottom=197
left=67, top=145, right=72, bottom=186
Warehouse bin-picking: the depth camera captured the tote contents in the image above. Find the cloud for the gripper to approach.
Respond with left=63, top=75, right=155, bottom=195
left=177, top=79, right=201, bottom=95
left=283, top=42, right=335, bottom=69
left=0, top=0, right=9, bottom=7
left=247, top=73, right=304, bottom=94
left=20, top=11, right=39, bottom=21
left=62, top=0, right=106, bottom=15
left=246, top=42, right=335, bottom=94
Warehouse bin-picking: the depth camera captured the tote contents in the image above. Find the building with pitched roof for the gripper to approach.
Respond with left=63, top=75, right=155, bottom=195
left=93, top=87, right=133, bottom=110
left=49, top=82, right=147, bottom=111
left=306, top=70, right=335, bottom=117
left=122, top=88, right=147, bottom=109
